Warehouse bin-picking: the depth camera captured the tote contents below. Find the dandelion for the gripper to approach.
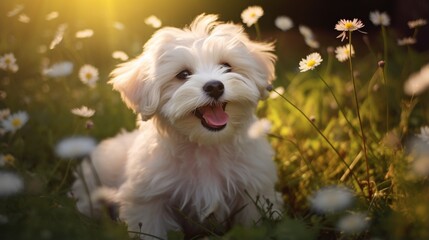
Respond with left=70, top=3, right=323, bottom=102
left=79, top=64, right=99, bottom=87
left=335, top=18, right=365, bottom=41
left=112, top=51, right=129, bottom=61
left=299, top=52, right=323, bottom=72
left=309, top=185, right=355, bottom=213
left=55, top=136, right=97, bottom=159
left=337, top=212, right=369, bottom=234
left=18, top=14, right=30, bottom=23
left=75, top=29, right=94, bottom=38
left=45, top=11, right=59, bottom=21
left=7, top=4, right=24, bottom=17
left=397, top=37, right=416, bottom=46
left=248, top=119, right=272, bottom=138
left=144, top=15, right=162, bottom=28
left=0, top=53, right=19, bottom=73
left=335, top=44, right=355, bottom=62
left=408, top=19, right=427, bottom=29
left=50, top=23, right=68, bottom=50
left=369, top=10, right=390, bottom=26
left=241, top=6, right=264, bottom=27
left=71, top=106, right=95, bottom=118
left=1, top=111, right=29, bottom=133
left=404, top=63, right=429, bottom=95
left=43, top=61, right=74, bottom=78
left=0, top=171, right=24, bottom=197
left=275, top=16, right=293, bottom=31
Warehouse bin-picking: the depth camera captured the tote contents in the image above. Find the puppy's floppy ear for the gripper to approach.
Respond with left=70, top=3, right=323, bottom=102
left=109, top=56, right=160, bottom=120
left=246, top=41, right=277, bottom=99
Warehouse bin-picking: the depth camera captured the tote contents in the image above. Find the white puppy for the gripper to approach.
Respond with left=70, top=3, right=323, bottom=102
left=71, top=14, right=282, bottom=239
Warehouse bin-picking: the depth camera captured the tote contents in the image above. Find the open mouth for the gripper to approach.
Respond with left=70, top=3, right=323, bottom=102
left=193, top=102, right=228, bottom=131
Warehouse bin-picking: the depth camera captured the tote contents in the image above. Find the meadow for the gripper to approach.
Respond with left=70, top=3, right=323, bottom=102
left=1, top=1, right=429, bottom=240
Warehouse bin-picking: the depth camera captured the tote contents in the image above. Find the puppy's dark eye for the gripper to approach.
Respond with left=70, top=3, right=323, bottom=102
left=221, top=63, right=232, bottom=73
left=176, top=70, right=192, bottom=80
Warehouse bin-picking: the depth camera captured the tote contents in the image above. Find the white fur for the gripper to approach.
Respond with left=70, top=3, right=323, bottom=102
left=71, top=14, right=282, bottom=239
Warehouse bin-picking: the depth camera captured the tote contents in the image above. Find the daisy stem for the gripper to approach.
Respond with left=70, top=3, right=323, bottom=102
left=272, top=89, right=364, bottom=193
left=316, top=71, right=361, bottom=138
left=381, top=26, right=389, bottom=131
left=55, top=158, right=73, bottom=192
left=348, top=31, right=372, bottom=200
left=254, top=22, right=261, bottom=40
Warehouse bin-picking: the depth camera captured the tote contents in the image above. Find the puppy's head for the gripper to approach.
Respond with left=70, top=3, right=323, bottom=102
left=110, top=14, right=276, bottom=145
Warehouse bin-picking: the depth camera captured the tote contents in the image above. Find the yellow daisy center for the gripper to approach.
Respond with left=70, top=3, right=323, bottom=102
left=85, top=72, right=93, bottom=80
left=250, top=12, right=257, bottom=18
left=307, top=59, right=316, bottom=67
left=345, top=22, right=354, bottom=29
left=5, top=58, right=11, bottom=65
left=12, top=118, right=22, bottom=127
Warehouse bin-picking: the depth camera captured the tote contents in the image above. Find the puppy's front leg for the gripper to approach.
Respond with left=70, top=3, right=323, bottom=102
left=121, top=200, right=178, bottom=240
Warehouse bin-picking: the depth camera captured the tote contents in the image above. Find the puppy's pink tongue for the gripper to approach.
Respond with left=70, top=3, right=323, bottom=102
left=201, top=105, right=228, bottom=127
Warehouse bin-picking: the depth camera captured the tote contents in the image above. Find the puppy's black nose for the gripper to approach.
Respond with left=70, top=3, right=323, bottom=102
left=203, top=80, right=224, bottom=99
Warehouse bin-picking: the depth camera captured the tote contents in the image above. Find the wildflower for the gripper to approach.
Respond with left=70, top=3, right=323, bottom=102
left=50, top=23, right=68, bottom=50
left=416, top=126, right=429, bottom=144
left=75, top=29, right=94, bottom=38
left=0, top=154, right=15, bottom=167
left=112, top=51, right=129, bottom=61
left=45, top=11, right=59, bottom=21
left=275, top=16, right=293, bottom=31
left=7, top=4, right=24, bottom=17
left=309, top=185, right=355, bottom=213
left=335, top=44, right=355, bottom=62
left=305, top=38, right=320, bottom=49
left=248, top=119, right=271, bottom=138
left=299, top=25, right=314, bottom=39
left=241, top=6, right=264, bottom=27
left=335, top=19, right=365, bottom=41
left=337, top=212, right=369, bottom=234
left=55, top=136, right=97, bottom=159
left=43, top=61, right=74, bottom=78
left=71, top=106, right=95, bottom=118
left=299, top=52, right=323, bottom=72
left=404, top=63, right=429, bottom=95
left=18, top=14, right=30, bottom=23
left=0, top=53, right=19, bottom=73
left=0, top=171, right=24, bottom=197
left=1, top=111, right=29, bottom=133
left=79, top=64, right=99, bottom=87
left=369, top=10, right=390, bottom=26
left=408, top=19, right=427, bottom=29
left=397, top=37, right=416, bottom=46
left=113, top=21, right=125, bottom=30
left=145, top=15, right=162, bottom=28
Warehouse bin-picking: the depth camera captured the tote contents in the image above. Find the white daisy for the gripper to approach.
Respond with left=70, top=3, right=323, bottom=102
left=1, top=111, right=29, bottom=133
left=335, top=44, right=355, bottom=62
left=309, top=185, right=355, bottom=213
left=305, top=38, right=320, bottom=49
left=0, top=53, right=19, bottom=73
left=18, top=14, right=30, bottom=23
left=50, top=23, right=68, bottom=50
left=112, top=51, right=129, bottom=61
left=7, top=4, right=24, bottom=17
left=0, top=171, right=24, bottom=197
left=248, top=119, right=272, bottom=138
left=335, top=19, right=365, bottom=41
left=45, top=11, right=59, bottom=21
left=71, top=106, right=95, bottom=118
left=275, top=16, right=293, bottom=31
left=404, top=63, right=429, bottom=95
left=299, top=52, right=323, bottom=72
left=397, top=37, right=416, bottom=46
left=0, top=109, right=10, bottom=120
left=369, top=11, right=390, bottom=26
left=43, top=61, right=74, bottom=78
left=75, top=29, right=94, bottom=39
left=55, top=136, right=97, bottom=159
left=408, top=19, right=427, bottom=29
left=79, top=64, right=99, bottom=87
left=241, top=6, right=264, bottom=27
left=337, top=212, right=369, bottom=234
left=299, top=25, right=314, bottom=39
left=144, top=15, right=162, bottom=28
left=113, top=21, right=125, bottom=30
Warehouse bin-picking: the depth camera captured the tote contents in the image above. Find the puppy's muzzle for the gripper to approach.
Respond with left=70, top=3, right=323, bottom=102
left=194, top=80, right=228, bottom=131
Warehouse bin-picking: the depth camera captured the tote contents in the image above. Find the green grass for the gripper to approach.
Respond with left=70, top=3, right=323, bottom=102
left=1, top=2, right=429, bottom=240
